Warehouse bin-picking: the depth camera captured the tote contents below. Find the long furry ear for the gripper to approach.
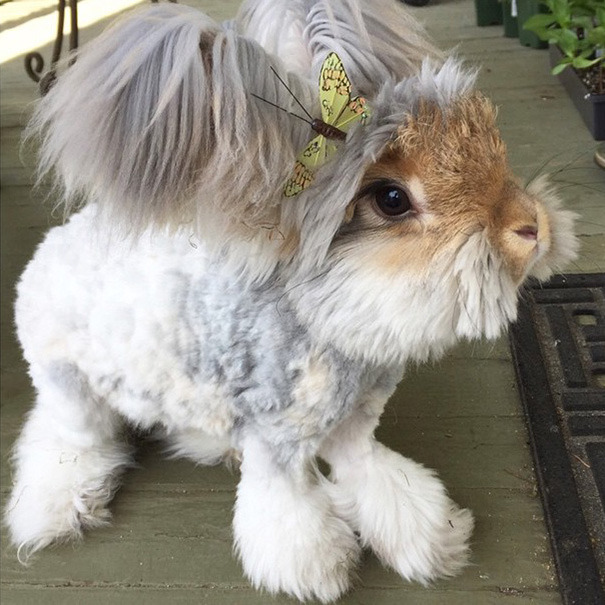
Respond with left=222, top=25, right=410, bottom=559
left=236, top=0, right=443, bottom=95
left=27, top=3, right=314, bottom=237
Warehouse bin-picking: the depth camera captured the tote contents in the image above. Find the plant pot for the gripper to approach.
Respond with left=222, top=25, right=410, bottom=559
left=502, top=0, right=519, bottom=38
left=474, top=0, right=503, bottom=26
left=518, top=0, right=548, bottom=48
left=549, top=45, right=605, bottom=141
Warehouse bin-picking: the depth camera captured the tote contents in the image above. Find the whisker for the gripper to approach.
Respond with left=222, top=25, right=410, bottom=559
left=573, top=219, right=605, bottom=229
left=525, top=148, right=598, bottom=189
left=550, top=148, right=598, bottom=172
left=275, top=268, right=332, bottom=316
left=549, top=166, right=602, bottom=173
left=567, top=259, right=586, bottom=273
left=552, top=180, right=605, bottom=194
left=525, top=150, right=571, bottom=189
left=575, top=250, right=604, bottom=271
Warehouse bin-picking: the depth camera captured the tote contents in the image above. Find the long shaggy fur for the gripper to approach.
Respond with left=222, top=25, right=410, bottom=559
left=235, top=0, right=443, bottom=90
left=28, top=5, right=314, bottom=249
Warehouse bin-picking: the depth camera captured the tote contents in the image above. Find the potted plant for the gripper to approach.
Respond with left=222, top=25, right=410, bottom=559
left=475, top=0, right=504, bottom=26
left=524, top=0, right=605, bottom=140
left=502, top=0, right=519, bottom=38
left=518, top=0, right=549, bottom=47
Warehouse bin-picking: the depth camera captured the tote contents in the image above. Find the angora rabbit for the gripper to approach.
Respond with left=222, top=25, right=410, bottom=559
left=6, top=0, right=577, bottom=601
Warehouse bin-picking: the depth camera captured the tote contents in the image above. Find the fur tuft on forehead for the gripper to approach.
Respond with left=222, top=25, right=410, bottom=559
left=390, top=92, right=509, bottom=202
left=393, top=57, right=478, bottom=109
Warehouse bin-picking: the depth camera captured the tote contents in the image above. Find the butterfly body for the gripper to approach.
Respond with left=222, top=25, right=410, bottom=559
left=283, top=52, right=371, bottom=197
left=310, top=119, right=346, bottom=141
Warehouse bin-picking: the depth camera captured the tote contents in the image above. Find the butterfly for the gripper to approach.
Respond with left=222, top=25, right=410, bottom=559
left=283, top=52, right=371, bottom=197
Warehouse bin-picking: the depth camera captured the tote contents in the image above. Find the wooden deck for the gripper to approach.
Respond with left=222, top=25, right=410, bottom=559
left=1, top=1, right=603, bottom=603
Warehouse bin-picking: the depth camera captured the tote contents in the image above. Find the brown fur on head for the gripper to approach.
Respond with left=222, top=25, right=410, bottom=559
left=337, top=93, right=549, bottom=284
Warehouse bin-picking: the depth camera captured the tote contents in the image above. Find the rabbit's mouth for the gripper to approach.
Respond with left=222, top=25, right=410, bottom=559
left=495, top=219, right=546, bottom=286
left=528, top=204, right=553, bottom=271
left=521, top=177, right=578, bottom=283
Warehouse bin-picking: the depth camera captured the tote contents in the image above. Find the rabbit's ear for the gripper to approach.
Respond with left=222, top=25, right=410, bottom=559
left=237, top=0, right=443, bottom=96
left=28, top=3, right=314, bottom=238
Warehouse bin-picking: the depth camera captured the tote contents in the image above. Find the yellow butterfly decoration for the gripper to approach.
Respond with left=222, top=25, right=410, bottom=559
left=283, top=52, right=371, bottom=197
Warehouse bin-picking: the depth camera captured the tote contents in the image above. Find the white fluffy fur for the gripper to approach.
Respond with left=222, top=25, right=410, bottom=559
left=320, top=376, right=474, bottom=582
left=328, top=444, right=474, bottom=581
left=234, top=435, right=360, bottom=602
left=6, top=372, right=131, bottom=562
left=6, top=1, right=578, bottom=603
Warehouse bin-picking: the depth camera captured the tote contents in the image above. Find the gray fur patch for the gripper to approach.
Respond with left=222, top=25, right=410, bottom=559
left=185, top=264, right=379, bottom=467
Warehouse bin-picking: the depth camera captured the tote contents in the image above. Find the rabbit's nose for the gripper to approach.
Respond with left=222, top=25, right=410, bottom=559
left=514, top=225, right=538, bottom=241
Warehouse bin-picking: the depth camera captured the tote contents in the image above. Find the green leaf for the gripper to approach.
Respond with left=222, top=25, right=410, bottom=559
left=543, top=29, right=570, bottom=45
left=570, top=16, right=594, bottom=30
left=533, top=28, right=559, bottom=41
left=551, top=61, right=571, bottom=75
left=541, top=0, right=557, bottom=12
left=557, top=27, right=580, bottom=54
left=523, top=14, right=558, bottom=30
left=576, top=47, right=595, bottom=59
left=551, top=0, right=572, bottom=25
left=572, top=56, right=601, bottom=68
left=571, top=7, right=597, bottom=19
left=587, top=26, right=605, bottom=47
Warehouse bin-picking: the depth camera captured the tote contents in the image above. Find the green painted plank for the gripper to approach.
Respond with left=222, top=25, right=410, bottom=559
left=575, top=235, right=605, bottom=273
left=0, top=586, right=562, bottom=605
left=0, top=489, right=554, bottom=593
left=388, top=359, right=522, bottom=418
left=0, top=585, right=562, bottom=605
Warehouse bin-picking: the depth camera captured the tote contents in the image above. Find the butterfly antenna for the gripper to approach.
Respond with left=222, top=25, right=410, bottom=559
left=269, top=66, right=314, bottom=121
left=250, top=93, right=312, bottom=125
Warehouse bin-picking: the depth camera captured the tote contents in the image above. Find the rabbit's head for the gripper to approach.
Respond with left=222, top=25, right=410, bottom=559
left=287, top=91, right=577, bottom=366
left=337, top=93, right=565, bottom=285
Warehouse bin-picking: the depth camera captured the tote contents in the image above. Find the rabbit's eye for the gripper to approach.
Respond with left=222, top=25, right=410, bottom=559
left=373, top=186, right=412, bottom=218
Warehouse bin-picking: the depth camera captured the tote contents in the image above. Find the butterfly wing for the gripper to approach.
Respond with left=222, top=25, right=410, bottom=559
left=319, top=53, right=352, bottom=126
left=333, top=96, right=371, bottom=132
left=319, top=53, right=371, bottom=133
left=284, top=161, right=315, bottom=197
left=297, top=134, right=326, bottom=169
left=284, top=52, right=370, bottom=197
left=296, top=134, right=338, bottom=168
left=283, top=134, right=337, bottom=197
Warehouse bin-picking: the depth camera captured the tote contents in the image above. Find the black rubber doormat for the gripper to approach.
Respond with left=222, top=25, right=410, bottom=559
left=509, top=273, right=605, bottom=605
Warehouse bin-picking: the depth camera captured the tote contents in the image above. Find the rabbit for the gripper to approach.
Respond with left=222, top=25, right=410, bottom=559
left=4, top=1, right=578, bottom=602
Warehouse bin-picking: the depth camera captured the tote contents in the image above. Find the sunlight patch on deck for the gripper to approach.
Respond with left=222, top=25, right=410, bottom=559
left=0, top=0, right=145, bottom=64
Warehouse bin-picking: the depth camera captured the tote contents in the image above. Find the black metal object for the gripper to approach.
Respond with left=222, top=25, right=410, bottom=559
left=509, top=273, right=605, bottom=605
left=24, top=0, right=177, bottom=96
left=25, top=0, right=78, bottom=95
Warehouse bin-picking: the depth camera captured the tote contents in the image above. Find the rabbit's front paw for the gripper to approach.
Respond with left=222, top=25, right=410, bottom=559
left=375, top=497, right=474, bottom=582
left=330, top=443, right=474, bottom=583
left=234, top=477, right=360, bottom=602
left=234, top=436, right=360, bottom=602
